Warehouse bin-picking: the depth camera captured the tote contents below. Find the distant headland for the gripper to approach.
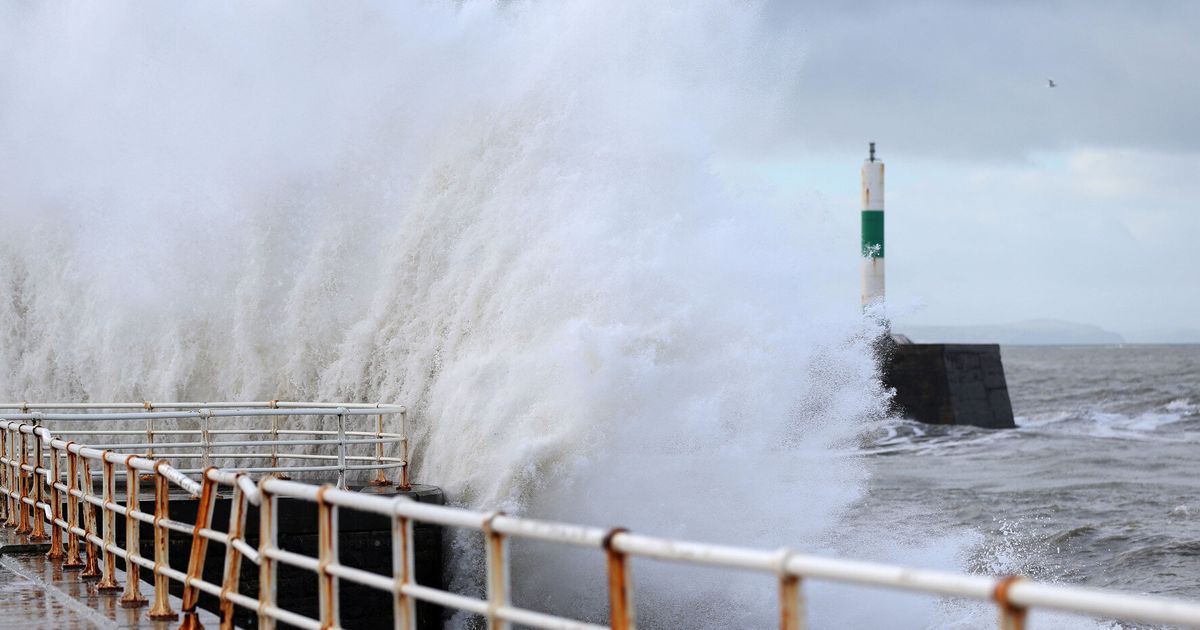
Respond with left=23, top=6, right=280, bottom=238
left=896, top=318, right=1200, bottom=345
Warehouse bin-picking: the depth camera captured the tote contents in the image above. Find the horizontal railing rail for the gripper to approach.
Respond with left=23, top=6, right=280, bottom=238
left=0, top=401, right=407, bottom=410
left=2, top=413, right=1200, bottom=629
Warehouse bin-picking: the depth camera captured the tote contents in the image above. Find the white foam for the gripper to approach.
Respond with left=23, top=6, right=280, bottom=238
left=1165, top=398, right=1196, bottom=413
left=0, top=3, right=989, bottom=626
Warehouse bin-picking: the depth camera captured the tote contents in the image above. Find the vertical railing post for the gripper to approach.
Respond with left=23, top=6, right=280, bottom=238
left=399, top=408, right=411, bottom=491
left=63, top=446, right=84, bottom=569
left=97, top=455, right=121, bottom=590
left=268, top=400, right=281, bottom=475
left=80, top=455, right=101, bottom=579
left=316, top=486, right=341, bottom=629
left=269, top=416, right=280, bottom=468
left=143, top=401, right=156, bottom=460
left=0, top=423, right=9, bottom=525
left=45, top=437, right=64, bottom=559
left=147, top=461, right=177, bottom=620
left=120, top=456, right=148, bottom=608
left=219, top=476, right=249, bottom=630
left=392, top=501, right=416, bottom=630
left=780, top=575, right=802, bottom=630
left=15, top=429, right=31, bottom=535
left=200, top=411, right=212, bottom=471
left=29, top=421, right=47, bottom=541
left=257, top=480, right=278, bottom=630
left=369, top=412, right=389, bottom=488
left=12, top=424, right=22, bottom=529
left=179, top=470, right=218, bottom=630
left=994, top=576, right=1027, bottom=630
left=604, top=528, right=636, bottom=630
left=5, top=425, right=18, bottom=528
left=777, top=551, right=804, bottom=630
left=482, top=512, right=510, bottom=630
left=270, top=402, right=290, bottom=480
left=336, top=411, right=348, bottom=491
left=8, top=427, right=20, bottom=529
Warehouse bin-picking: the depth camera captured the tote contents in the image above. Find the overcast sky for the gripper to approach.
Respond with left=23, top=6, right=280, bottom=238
left=736, top=1, right=1200, bottom=338
left=0, top=2, right=1194, bottom=340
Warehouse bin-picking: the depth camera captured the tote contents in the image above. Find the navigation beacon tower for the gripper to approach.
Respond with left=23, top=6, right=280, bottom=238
left=861, top=142, right=885, bottom=309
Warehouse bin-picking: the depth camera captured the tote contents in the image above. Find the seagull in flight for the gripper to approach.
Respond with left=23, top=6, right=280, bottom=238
left=1047, top=79, right=1057, bottom=88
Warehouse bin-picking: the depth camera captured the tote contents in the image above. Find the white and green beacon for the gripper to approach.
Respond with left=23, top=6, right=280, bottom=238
left=861, top=142, right=885, bottom=310
left=870, top=142, right=1018, bottom=429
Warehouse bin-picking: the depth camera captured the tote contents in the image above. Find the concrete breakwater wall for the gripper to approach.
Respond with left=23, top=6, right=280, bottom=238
left=883, top=343, right=1016, bottom=429
left=108, top=484, right=445, bottom=628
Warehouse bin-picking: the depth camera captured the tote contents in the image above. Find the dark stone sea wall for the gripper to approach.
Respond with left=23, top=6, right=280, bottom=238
left=106, top=484, right=445, bottom=629
left=883, top=343, right=1016, bottom=429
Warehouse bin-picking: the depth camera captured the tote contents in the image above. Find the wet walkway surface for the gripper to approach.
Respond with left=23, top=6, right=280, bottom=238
left=0, top=529, right=222, bottom=629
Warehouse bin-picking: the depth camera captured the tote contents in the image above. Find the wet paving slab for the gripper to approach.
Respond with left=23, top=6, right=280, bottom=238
left=0, top=528, right=223, bottom=629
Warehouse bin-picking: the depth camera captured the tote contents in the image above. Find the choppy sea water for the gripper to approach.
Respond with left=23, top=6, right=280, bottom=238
left=854, top=344, right=1200, bottom=605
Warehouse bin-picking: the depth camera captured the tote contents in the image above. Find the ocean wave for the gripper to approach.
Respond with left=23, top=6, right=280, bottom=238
left=1014, top=399, right=1198, bottom=442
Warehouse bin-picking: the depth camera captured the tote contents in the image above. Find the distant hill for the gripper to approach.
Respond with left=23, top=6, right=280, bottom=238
left=897, top=319, right=1125, bottom=345
left=1122, top=328, right=1200, bottom=344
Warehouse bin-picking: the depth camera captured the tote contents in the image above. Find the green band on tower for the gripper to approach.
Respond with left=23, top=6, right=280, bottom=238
left=861, top=210, right=884, bottom=258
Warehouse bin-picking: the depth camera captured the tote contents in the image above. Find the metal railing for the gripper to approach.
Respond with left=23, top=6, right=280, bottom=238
left=0, top=401, right=410, bottom=490
left=3, top=413, right=1200, bottom=629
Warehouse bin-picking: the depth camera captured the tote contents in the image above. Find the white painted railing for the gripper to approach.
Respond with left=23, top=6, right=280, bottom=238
left=2, top=405, right=1200, bottom=629
left=0, top=401, right=409, bottom=489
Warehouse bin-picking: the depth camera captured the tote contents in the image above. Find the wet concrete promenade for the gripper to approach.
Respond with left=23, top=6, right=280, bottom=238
left=0, top=529, right=220, bottom=629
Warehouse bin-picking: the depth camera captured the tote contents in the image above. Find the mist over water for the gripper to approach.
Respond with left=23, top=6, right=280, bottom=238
left=0, top=2, right=962, bottom=626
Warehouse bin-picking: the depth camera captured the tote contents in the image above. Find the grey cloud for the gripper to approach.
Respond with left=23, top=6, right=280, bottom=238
left=756, top=1, right=1200, bottom=160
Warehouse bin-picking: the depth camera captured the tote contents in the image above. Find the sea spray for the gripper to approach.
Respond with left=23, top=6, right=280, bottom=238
left=0, top=2, right=926, bottom=626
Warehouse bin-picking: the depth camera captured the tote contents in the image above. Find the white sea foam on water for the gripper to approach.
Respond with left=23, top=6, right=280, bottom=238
left=1165, top=397, right=1197, bottom=413
left=1014, top=397, right=1197, bottom=442
left=0, top=2, right=1018, bottom=627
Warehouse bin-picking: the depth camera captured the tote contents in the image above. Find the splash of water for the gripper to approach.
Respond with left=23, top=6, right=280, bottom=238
left=0, top=2, right=905, bottom=626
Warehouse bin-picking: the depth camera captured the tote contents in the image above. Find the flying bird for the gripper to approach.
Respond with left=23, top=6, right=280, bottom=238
left=1047, top=79, right=1057, bottom=88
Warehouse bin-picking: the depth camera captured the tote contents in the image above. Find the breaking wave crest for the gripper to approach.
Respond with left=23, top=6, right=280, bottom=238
left=0, top=2, right=911, bottom=626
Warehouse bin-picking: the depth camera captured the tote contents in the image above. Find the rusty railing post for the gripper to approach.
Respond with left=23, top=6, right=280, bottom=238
left=267, top=400, right=291, bottom=481
left=63, top=446, right=84, bottom=569
left=29, top=422, right=47, bottom=541
left=995, top=576, right=1028, bottom=630
left=483, top=512, right=510, bottom=630
left=179, top=470, right=218, bottom=630
left=369, top=413, right=389, bottom=488
left=45, top=437, right=64, bottom=559
left=392, top=503, right=416, bottom=630
left=780, top=574, right=803, bottom=630
left=5, top=425, right=19, bottom=528
left=257, top=480, right=277, bottom=630
left=776, top=550, right=804, bottom=630
left=15, top=429, right=31, bottom=535
left=97, top=455, right=121, bottom=591
left=9, top=427, right=22, bottom=529
left=398, top=408, right=411, bottom=491
left=147, top=460, right=178, bottom=620
left=144, top=401, right=156, bottom=460
left=0, top=423, right=9, bottom=525
left=80, top=455, right=101, bottom=579
left=316, top=485, right=341, bottom=629
left=219, top=475, right=249, bottom=630
left=268, top=400, right=281, bottom=474
left=604, top=528, right=635, bottom=630
left=199, top=411, right=212, bottom=471
left=120, top=456, right=148, bottom=608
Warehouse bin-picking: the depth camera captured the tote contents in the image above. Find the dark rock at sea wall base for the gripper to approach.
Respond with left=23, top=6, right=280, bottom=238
left=882, top=343, right=1016, bottom=429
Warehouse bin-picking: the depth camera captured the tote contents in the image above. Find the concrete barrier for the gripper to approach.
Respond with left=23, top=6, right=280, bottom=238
left=111, top=484, right=445, bottom=629
left=883, top=343, right=1016, bottom=429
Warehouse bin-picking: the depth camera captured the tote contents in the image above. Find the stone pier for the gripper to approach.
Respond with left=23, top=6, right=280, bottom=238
left=883, top=343, right=1016, bottom=429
